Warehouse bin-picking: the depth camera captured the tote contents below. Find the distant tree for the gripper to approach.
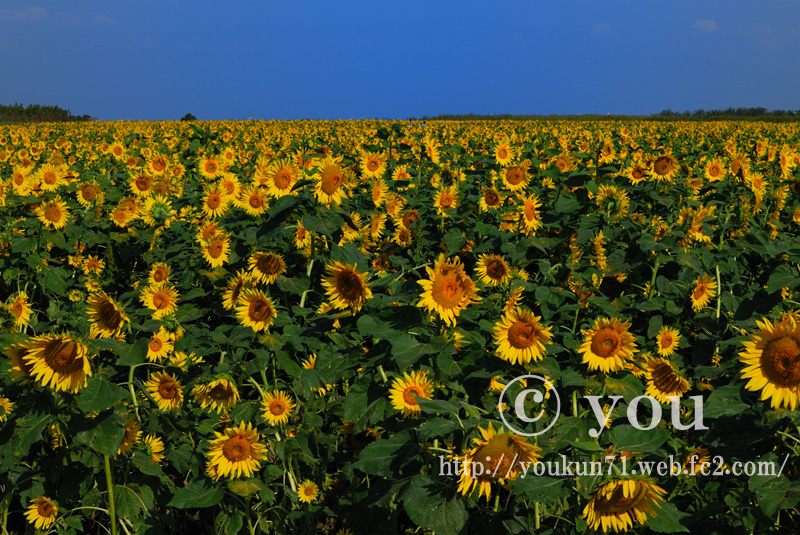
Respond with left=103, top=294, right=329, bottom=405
left=180, top=113, right=197, bottom=121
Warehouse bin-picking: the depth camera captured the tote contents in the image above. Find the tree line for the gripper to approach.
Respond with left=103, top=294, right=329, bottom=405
left=0, top=103, right=94, bottom=124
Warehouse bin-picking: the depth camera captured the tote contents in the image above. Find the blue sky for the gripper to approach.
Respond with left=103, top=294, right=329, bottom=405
left=1, top=1, right=798, bottom=121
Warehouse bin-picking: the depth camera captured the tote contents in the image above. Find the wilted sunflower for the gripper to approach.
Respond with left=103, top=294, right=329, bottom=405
left=655, top=326, right=681, bottom=357
left=235, top=289, right=277, bottom=332
left=644, top=357, right=690, bottom=403
left=145, top=371, right=183, bottom=411
left=260, top=390, right=296, bottom=425
left=297, top=480, right=320, bottom=503
left=389, top=370, right=433, bottom=417
left=143, top=434, right=166, bottom=464
left=206, top=421, right=266, bottom=480
left=493, top=307, right=553, bottom=365
left=139, top=283, right=179, bottom=318
left=475, top=253, right=511, bottom=286
left=582, top=478, right=666, bottom=533
left=87, top=292, right=129, bottom=338
left=313, top=155, right=348, bottom=206
left=6, top=291, right=33, bottom=330
left=579, top=317, right=638, bottom=374
left=192, top=377, right=240, bottom=414
left=417, top=254, right=480, bottom=327
left=36, top=197, right=70, bottom=229
left=690, top=274, right=717, bottom=312
left=457, top=422, right=540, bottom=501
left=740, top=317, right=800, bottom=410
left=322, top=261, right=372, bottom=313
left=23, top=334, right=92, bottom=393
left=248, top=252, right=286, bottom=284
left=146, top=327, right=174, bottom=362
left=24, top=497, right=58, bottom=531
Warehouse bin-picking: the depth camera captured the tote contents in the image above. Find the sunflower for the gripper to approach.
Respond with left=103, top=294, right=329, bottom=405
left=235, top=289, right=277, bottom=332
left=37, top=163, right=64, bottom=191
left=321, top=262, right=372, bottom=313
left=148, top=154, right=169, bottom=175
left=479, top=188, right=504, bottom=212
left=626, top=163, right=649, bottom=185
left=596, top=185, right=630, bottom=219
left=22, top=333, right=92, bottom=392
left=582, top=478, right=666, bottom=533
left=650, top=154, right=679, bottom=181
left=76, top=182, right=103, bottom=207
left=393, top=226, right=413, bottom=247
left=370, top=178, right=388, bottom=206
left=389, top=370, right=433, bottom=417
left=140, top=283, right=180, bottom=318
left=690, top=273, right=717, bottom=312
left=146, top=327, right=174, bottom=362
left=579, top=317, right=638, bottom=374
left=143, top=434, right=166, bottom=464
left=192, top=377, right=241, bottom=414
left=704, top=159, right=726, bottom=182
left=118, top=418, right=142, bottom=455
left=141, top=194, right=175, bottom=227
left=682, top=447, right=710, bottom=475
left=24, top=497, right=58, bottom=531
left=248, top=252, right=286, bottom=284
left=0, top=395, right=14, bottom=422
left=202, top=235, right=231, bottom=268
left=87, top=291, right=130, bottom=338
left=739, top=317, right=800, bottom=410
left=129, top=172, right=154, bottom=197
left=82, top=255, right=104, bottom=276
left=360, top=151, right=386, bottom=179
left=433, top=185, right=459, bottom=216
left=313, top=155, right=348, bottom=206
left=240, top=185, right=270, bottom=216
left=297, top=480, right=320, bottom=503
left=145, top=371, right=183, bottom=411
left=457, top=422, right=540, bottom=501
left=198, top=155, right=222, bottom=179
left=261, top=390, right=296, bottom=425
left=493, top=307, right=553, bottom=365
left=201, top=187, right=230, bottom=219
left=148, top=262, right=171, bottom=285
left=399, top=209, right=420, bottom=230
left=495, top=142, right=515, bottom=166
left=340, top=212, right=363, bottom=243
left=36, top=197, right=70, bottom=229
left=655, top=326, right=680, bottom=357
left=417, top=254, right=480, bottom=327
left=644, top=357, right=690, bottom=403
left=518, top=194, right=542, bottom=235
left=6, top=291, right=33, bottom=330
left=475, top=253, right=511, bottom=286
left=206, top=421, right=266, bottom=480
left=263, top=158, right=299, bottom=198
left=502, top=165, right=529, bottom=191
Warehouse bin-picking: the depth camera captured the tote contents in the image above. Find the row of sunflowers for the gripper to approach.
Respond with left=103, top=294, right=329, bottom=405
left=0, top=118, right=800, bottom=534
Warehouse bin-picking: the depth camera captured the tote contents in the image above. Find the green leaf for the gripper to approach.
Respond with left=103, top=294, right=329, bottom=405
left=41, top=265, right=68, bottom=294
left=352, top=431, right=420, bottom=477
left=416, top=398, right=460, bottom=416
left=442, top=228, right=465, bottom=254
left=357, top=315, right=395, bottom=339
left=417, top=417, right=458, bottom=440
left=390, top=333, right=433, bottom=368
left=12, top=412, right=54, bottom=456
left=646, top=501, right=690, bottom=533
left=766, top=265, right=800, bottom=293
left=228, top=479, right=263, bottom=497
left=76, top=376, right=127, bottom=414
left=514, top=476, right=570, bottom=503
left=402, top=475, right=467, bottom=535
left=131, top=451, right=166, bottom=478
left=343, top=375, right=371, bottom=422
left=704, top=384, right=748, bottom=418
left=168, top=480, right=225, bottom=509
left=73, top=411, right=127, bottom=457
left=604, top=375, right=644, bottom=403
left=607, top=425, right=669, bottom=452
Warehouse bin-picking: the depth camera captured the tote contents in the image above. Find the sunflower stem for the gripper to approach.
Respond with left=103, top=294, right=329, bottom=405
left=127, top=365, right=140, bottom=420
left=103, top=455, right=118, bottom=535
left=572, top=390, right=578, bottom=418
left=571, top=306, right=580, bottom=334
left=245, top=497, right=256, bottom=535
left=377, top=365, right=389, bottom=384
left=715, top=264, right=722, bottom=320
left=648, top=255, right=660, bottom=300
left=493, top=493, right=500, bottom=513
left=248, top=377, right=266, bottom=400
left=534, top=501, right=541, bottom=530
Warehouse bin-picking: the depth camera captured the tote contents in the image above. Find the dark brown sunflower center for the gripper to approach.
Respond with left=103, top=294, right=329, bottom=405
left=44, top=339, right=82, bottom=372
left=275, top=170, right=292, bottom=188
left=208, top=383, right=234, bottom=400
left=11, top=302, right=24, bottom=317
left=524, top=201, right=538, bottom=221
left=593, top=481, right=649, bottom=514
left=484, top=191, right=500, bottom=206
left=248, top=299, right=272, bottom=322
left=486, top=260, right=507, bottom=280
left=439, top=193, right=454, bottom=208
left=402, top=211, right=419, bottom=227
left=402, top=386, right=423, bottom=406
left=257, top=254, right=282, bottom=275
left=269, top=400, right=287, bottom=415
left=149, top=338, right=163, bottom=352
left=222, top=436, right=251, bottom=462
left=653, top=156, right=675, bottom=176
left=43, top=171, right=57, bottom=184
left=650, top=361, right=688, bottom=395
left=37, top=501, right=54, bottom=517
left=474, top=436, right=519, bottom=480
left=508, top=320, right=539, bottom=349
left=44, top=205, right=62, bottom=222
left=135, top=176, right=152, bottom=191
left=591, top=329, right=620, bottom=359
left=98, top=301, right=122, bottom=329
left=660, top=335, right=673, bottom=348
left=367, top=159, right=379, bottom=171
left=431, top=273, right=466, bottom=309
left=760, top=337, right=800, bottom=387
left=207, top=240, right=224, bottom=258
left=158, top=380, right=179, bottom=399
left=320, top=167, right=342, bottom=194
left=82, top=185, right=98, bottom=200
left=152, top=292, right=170, bottom=309
left=249, top=194, right=264, bottom=208
left=206, top=193, right=221, bottom=209
left=505, top=166, right=525, bottom=185
left=152, top=268, right=168, bottom=282
left=498, top=148, right=508, bottom=159
left=336, top=270, right=365, bottom=301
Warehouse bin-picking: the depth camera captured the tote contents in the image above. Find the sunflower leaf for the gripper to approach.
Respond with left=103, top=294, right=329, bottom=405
left=704, top=384, right=749, bottom=418
left=167, top=480, right=224, bottom=509
left=646, top=500, right=690, bottom=532
left=351, top=431, right=420, bottom=477
left=76, top=376, right=126, bottom=414
left=402, top=474, right=467, bottom=535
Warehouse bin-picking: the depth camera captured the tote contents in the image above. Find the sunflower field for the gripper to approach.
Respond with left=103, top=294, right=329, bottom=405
left=1, top=119, right=800, bottom=534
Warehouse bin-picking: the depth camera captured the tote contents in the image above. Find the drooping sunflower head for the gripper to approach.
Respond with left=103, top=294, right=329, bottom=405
left=417, top=254, right=480, bottom=327
left=22, top=334, right=92, bottom=393
left=87, top=292, right=130, bottom=339
left=644, top=357, right=690, bottom=403
left=493, top=307, right=553, bottom=365
left=457, top=422, right=540, bottom=500
left=690, top=274, right=717, bottom=312
left=260, top=390, right=296, bottom=425
left=143, top=434, right=166, bottom=464
left=582, top=478, right=666, bottom=533
left=192, top=377, right=240, bottom=414
left=321, top=261, right=373, bottom=313
left=475, top=254, right=511, bottom=287
left=740, top=317, right=800, bottom=410
left=518, top=194, right=542, bottom=235
left=118, top=417, right=142, bottom=455
left=389, top=370, right=433, bottom=417
left=24, top=496, right=58, bottom=531
left=579, top=317, right=638, bottom=374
